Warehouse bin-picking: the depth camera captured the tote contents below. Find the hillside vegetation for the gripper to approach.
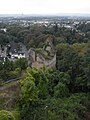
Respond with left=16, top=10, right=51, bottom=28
left=0, top=21, right=90, bottom=120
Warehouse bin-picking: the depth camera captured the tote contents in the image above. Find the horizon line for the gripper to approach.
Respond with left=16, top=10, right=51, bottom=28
left=0, top=13, right=90, bottom=17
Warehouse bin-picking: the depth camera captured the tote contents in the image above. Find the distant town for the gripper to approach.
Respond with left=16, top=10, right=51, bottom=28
left=0, top=15, right=90, bottom=68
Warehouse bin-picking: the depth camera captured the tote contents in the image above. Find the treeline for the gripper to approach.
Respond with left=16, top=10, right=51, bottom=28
left=56, top=42, right=90, bottom=92
left=0, top=22, right=90, bottom=47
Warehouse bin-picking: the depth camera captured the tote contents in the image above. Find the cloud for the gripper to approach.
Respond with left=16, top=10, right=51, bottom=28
left=0, top=0, right=90, bottom=14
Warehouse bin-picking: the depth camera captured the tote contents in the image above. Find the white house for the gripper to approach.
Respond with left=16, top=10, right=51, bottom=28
left=11, top=52, right=25, bottom=59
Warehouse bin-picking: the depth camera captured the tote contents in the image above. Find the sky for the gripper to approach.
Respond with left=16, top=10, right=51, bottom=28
left=0, top=0, right=90, bottom=15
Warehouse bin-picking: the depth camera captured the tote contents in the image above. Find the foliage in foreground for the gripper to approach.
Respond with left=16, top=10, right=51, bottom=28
left=0, top=110, right=15, bottom=120
left=19, top=67, right=90, bottom=120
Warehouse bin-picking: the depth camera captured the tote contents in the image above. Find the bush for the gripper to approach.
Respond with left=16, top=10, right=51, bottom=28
left=54, top=82, right=69, bottom=98
left=0, top=110, right=15, bottom=120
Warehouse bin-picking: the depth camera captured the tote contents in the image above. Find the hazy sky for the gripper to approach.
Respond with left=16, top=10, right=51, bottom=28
left=0, top=0, right=90, bottom=14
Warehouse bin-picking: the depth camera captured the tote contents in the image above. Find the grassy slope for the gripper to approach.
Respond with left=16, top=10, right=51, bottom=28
left=0, top=81, right=20, bottom=119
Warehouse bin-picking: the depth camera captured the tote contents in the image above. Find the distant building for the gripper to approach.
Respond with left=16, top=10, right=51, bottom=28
left=8, top=41, right=26, bottom=60
left=0, top=56, right=6, bottom=62
left=9, top=41, right=19, bottom=55
left=0, top=28, right=7, bottom=32
left=11, top=52, right=25, bottom=59
left=18, top=52, right=25, bottom=59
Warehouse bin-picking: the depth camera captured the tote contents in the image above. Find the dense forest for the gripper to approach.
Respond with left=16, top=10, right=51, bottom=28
left=0, top=21, right=90, bottom=120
